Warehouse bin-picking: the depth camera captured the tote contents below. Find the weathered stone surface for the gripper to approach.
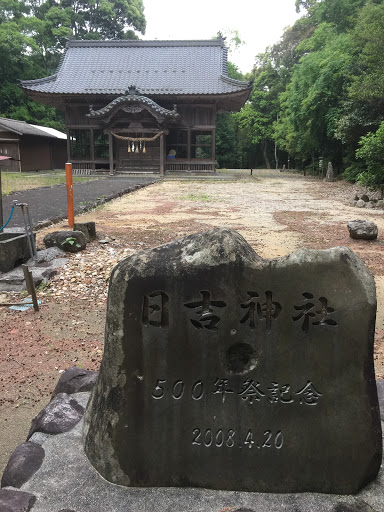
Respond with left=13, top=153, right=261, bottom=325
left=361, top=194, right=370, bottom=202
left=28, top=393, right=84, bottom=439
left=43, top=231, right=87, bottom=253
left=377, top=379, right=384, bottom=422
left=1, top=442, right=44, bottom=488
left=366, top=201, right=375, bottom=209
left=73, top=222, right=96, bottom=242
left=30, top=247, right=66, bottom=263
left=376, top=199, right=384, bottom=208
left=0, top=489, right=36, bottom=511
left=325, top=161, right=334, bottom=182
left=356, top=199, right=366, bottom=208
left=52, top=367, right=99, bottom=398
left=347, top=220, right=378, bottom=240
left=84, top=228, right=381, bottom=494
left=0, top=232, right=35, bottom=273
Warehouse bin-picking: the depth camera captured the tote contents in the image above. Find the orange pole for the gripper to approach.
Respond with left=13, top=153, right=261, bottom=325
left=65, top=162, right=74, bottom=229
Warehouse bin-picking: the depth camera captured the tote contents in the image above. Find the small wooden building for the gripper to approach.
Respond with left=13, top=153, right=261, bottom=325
left=21, top=38, right=251, bottom=175
left=0, top=118, right=67, bottom=172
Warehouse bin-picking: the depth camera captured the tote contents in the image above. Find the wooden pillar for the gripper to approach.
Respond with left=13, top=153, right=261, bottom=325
left=108, top=133, right=114, bottom=175
left=90, top=128, right=95, bottom=171
left=66, top=129, right=71, bottom=162
left=211, top=128, right=216, bottom=173
left=187, top=128, right=191, bottom=172
left=160, top=133, right=165, bottom=176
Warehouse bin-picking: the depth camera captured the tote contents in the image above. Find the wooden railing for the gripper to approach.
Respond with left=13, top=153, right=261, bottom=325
left=165, top=162, right=215, bottom=172
left=72, top=163, right=93, bottom=175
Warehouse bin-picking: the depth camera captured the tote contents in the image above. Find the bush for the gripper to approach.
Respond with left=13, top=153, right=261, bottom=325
left=355, top=122, right=384, bottom=191
left=342, top=163, right=363, bottom=183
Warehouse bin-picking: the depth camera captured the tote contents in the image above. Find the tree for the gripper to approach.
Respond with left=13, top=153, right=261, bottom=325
left=0, top=0, right=146, bottom=129
left=355, top=121, right=384, bottom=192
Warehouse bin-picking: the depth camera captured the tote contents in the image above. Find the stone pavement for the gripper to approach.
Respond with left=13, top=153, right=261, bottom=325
left=1, top=177, right=158, bottom=229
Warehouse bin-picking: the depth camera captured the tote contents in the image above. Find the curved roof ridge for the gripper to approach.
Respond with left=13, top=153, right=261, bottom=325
left=87, top=93, right=180, bottom=119
left=220, top=75, right=252, bottom=88
left=21, top=74, right=58, bottom=86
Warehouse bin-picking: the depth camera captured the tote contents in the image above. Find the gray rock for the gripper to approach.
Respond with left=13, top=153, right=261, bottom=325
left=43, top=231, right=87, bottom=253
left=352, top=193, right=359, bottom=201
left=356, top=199, right=366, bottom=208
left=1, top=442, right=45, bottom=488
left=350, top=200, right=357, bottom=207
left=29, top=247, right=66, bottom=264
left=325, top=161, right=334, bottom=182
left=361, top=194, right=370, bottom=202
left=0, top=489, right=36, bottom=512
left=83, top=228, right=381, bottom=494
left=376, top=200, right=384, bottom=208
left=27, top=393, right=84, bottom=439
left=73, top=222, right=96, bottom=242
left=366, top=201, right=375, bottom=209
left=28, top=432, right=52, bottom=446
left=51, top=367, right=99, bottom=398
left=347, top=220, right=378, bottom=240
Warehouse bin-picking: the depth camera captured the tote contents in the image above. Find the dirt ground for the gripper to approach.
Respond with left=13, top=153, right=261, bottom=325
left=1, top=169, right=384, bottom=475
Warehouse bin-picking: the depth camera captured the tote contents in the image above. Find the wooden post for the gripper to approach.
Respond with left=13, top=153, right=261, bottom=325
left=65, top=162, right=74, bottom=228
left=22, top=265, right=39, bottom=312
left=159, top=133, right=165, bottom=176
left=90, top=128, right=96, bottom=172
left=109, top=133, right=114, bottom=175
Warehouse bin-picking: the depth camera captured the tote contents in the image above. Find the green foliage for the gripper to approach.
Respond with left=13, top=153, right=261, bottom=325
left=0, top=0, right=146, bottom=128
left=354, top=122, right=384, bottom=190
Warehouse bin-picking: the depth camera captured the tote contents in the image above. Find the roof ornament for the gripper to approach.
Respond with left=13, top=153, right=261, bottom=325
left=217, top=31, right=226, bottom=42
left=126, top=85, right=139, bottom=96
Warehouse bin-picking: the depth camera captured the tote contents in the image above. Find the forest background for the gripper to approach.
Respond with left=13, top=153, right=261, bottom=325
left=1, top=0, right=384, bottom=189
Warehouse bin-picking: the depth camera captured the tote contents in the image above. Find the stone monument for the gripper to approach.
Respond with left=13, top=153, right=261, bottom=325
left=325, top=161, right=335, bottom=182
left=83, top=228, right=382, bottom=494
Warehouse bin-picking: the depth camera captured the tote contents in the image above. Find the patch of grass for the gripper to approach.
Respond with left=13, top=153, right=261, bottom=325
left=1, top=171, right=104, bottom=194
left=179, top=193, right=213, bottom=202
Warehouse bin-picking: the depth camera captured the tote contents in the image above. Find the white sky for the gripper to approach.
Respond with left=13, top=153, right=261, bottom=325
left=142, top=0, right=302, bottom=74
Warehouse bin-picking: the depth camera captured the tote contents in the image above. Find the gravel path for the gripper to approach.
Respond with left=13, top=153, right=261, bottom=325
left=1, top=176, right=158, bottom=229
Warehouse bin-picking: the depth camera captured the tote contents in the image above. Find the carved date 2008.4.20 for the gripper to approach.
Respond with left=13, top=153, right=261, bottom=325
left=192, top=428, right=283, bottom=450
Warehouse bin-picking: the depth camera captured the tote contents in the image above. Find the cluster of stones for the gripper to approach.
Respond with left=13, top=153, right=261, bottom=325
left=0, top=367, right=98, bottom=512
left=43, top=222, right=96, bottom=254
left=351, top=192, right=384, bottom=209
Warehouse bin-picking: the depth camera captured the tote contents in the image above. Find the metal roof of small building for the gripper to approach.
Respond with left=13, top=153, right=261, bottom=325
left=0, top=118, right=66, bottom=139
left=20, top=39, right=251, bottom=97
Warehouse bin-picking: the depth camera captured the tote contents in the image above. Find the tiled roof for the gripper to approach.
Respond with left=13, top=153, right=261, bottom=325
left=20, top=39, right=251, bottom=97
left=0, top=117, right=66, bottom=139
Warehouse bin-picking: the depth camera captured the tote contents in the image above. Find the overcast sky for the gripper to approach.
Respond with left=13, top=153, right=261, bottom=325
left=142, top=0, right=302, bottom=74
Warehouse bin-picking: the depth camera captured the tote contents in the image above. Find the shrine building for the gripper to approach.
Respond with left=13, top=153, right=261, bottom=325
left=20, top=38, right=252, bottom=175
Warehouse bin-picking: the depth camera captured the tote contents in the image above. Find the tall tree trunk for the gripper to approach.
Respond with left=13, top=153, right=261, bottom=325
left=263, top=141, right=271, bottom=169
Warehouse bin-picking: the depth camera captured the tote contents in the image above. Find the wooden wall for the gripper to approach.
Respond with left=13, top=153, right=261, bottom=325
left=0, top=131, right=19, bottom=171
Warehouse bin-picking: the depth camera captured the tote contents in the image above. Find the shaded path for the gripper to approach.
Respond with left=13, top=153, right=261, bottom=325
left=1, top=177, right=158, bottom=229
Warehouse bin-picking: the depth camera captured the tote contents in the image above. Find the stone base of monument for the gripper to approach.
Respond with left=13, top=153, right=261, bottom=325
left=0, top=380, right=383, bottom=512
